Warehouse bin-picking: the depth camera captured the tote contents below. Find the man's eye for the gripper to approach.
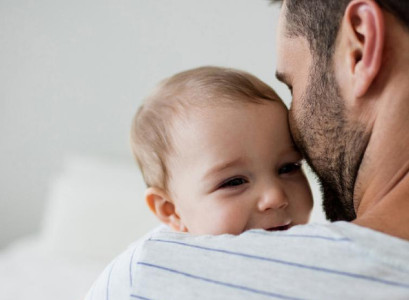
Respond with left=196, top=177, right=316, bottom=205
left=278, top=162, right=301, bottom=175
left=219, top=177, right=247, bottom=189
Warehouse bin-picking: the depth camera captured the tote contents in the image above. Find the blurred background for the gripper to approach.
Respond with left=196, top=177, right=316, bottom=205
left=0, top=0, right=325, bottom=299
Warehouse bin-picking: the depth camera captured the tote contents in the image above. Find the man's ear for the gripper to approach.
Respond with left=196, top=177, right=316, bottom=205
left=339, top=0, right=385, bottom=99
left=145, top=187, right=188, bottom=232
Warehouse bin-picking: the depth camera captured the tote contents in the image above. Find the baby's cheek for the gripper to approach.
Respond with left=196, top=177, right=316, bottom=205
left=292, top=175, right=312, bottom=201
left=206, top=205, right=248, bottom=235
left=285, top=179, right=312, bottom=213
left=294, top=189, right=313, bottom=222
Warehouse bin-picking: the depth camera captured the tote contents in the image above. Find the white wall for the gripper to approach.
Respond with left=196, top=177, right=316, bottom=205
left=0, top=0, right=324, bottom=248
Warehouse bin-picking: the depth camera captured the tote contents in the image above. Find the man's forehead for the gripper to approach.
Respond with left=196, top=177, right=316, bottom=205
left=275, top=31, right=311, bottom=87
left=276, top=5, right=311, bottom=66
left=276, top=2, right=292, bottom=71
left=277, top=0, right=291, bottom=34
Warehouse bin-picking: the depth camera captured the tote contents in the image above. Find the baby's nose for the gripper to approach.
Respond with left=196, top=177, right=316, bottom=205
left=257, top=186, right=289, bottom=212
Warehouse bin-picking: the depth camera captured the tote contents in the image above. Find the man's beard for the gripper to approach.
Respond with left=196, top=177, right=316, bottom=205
left=289, top=62, right=369, bottom=222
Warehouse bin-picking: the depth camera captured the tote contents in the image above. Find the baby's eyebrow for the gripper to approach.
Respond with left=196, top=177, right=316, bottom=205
left=204, top=158, right=243, bottom=180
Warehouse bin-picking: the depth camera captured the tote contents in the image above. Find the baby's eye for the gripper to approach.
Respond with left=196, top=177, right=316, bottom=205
left=219, top=177, right=248, bottom=189
left=278, top=162, right=302, bottom=175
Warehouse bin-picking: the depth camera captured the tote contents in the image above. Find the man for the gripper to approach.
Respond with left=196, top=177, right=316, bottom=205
left=275, top=0, right=409, bottom=237
left=86, top=1, right=409, bottom=299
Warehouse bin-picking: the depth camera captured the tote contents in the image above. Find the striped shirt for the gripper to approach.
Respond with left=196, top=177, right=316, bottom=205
left=86, top=222, right=409, bottom=299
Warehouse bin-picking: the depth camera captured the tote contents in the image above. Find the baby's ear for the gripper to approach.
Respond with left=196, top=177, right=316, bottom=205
left=145, top=187, right=187, bottom=232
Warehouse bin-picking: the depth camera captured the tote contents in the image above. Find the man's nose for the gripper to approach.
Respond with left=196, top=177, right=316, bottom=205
left=257, top=185, right=289, bottom=212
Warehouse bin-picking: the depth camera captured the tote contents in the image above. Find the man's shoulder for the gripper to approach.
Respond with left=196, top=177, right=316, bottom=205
left=146, top=221, right=409, bottom=258
left=87, top=223, right=409, bottom=299
left=133, top=222, right=409, bottom=299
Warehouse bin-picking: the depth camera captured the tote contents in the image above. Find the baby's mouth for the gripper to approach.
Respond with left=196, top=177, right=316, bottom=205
left=266, top=223, right=291, bottom=231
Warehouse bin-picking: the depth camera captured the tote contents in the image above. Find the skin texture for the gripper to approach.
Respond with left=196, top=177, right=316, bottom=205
left=276, top=0, right=409, bottom=240
left=276, top=3, right=368, bottom=222
left=146, top=101, right=313, bottom=235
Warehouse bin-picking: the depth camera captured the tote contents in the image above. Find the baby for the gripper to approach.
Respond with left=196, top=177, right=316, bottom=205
left=131, top=66, right=313, bottom=235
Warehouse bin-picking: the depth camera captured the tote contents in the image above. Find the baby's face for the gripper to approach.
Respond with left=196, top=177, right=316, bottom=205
left=167, top=100, right=313, bottom=235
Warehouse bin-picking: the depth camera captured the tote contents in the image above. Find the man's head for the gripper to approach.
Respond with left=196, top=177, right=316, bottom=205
left=273, top=0, right=409, bottom=221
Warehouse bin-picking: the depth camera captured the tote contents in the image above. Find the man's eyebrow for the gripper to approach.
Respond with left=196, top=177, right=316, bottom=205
left=275, top=71, right=291, bottom=85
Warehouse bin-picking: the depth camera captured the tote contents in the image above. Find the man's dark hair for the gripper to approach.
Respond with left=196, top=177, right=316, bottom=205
left=272, top=0, right=409, bottom=61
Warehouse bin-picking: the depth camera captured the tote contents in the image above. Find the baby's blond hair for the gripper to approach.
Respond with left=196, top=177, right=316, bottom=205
left=131, top=66, right=282, bottom=191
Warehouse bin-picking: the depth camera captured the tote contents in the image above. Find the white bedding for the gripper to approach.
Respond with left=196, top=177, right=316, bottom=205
left=0, top=236, right=105, bottom=300
left=0, top=155, right=158, bottom=300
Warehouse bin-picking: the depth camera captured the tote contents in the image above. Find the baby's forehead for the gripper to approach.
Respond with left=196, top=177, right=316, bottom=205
left=166, top=98, right=293, bottom=173
left=169, top=97, right=288, bottom=141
